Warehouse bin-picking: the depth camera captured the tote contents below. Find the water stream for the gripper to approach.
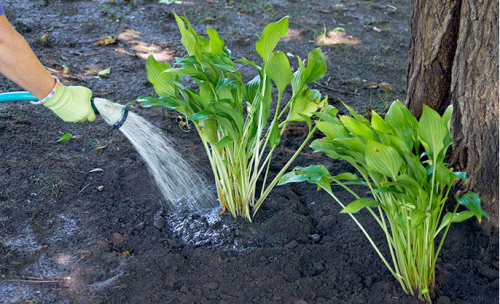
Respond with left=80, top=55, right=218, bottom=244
left=119, top=112, right=215, bottom=211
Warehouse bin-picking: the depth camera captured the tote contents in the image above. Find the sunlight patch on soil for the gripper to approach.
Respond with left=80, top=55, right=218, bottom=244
left=284, top=28, right=303, bottom=42
left=118, top=29, right=174, bottom=61
left=316, top=30, right=362, bottom=46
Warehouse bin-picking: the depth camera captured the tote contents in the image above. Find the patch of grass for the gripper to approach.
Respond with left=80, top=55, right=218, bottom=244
left=30, top=177, right=68, bottom=197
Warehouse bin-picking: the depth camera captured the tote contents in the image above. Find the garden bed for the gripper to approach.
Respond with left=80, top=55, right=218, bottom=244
left=0, top=1, right=498, bottom=303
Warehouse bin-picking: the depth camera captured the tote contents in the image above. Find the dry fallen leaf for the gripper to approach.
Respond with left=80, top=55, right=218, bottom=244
left=96, top=35, right=116, bottom=45
left=378, top=82, right=393, bottom=93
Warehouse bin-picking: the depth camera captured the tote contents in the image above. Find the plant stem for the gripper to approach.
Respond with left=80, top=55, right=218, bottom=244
left=253, top=125, right=317, bottom=214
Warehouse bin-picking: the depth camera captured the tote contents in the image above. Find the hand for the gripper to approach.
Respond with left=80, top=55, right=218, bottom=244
left=43, top=84, right=97, bottom=122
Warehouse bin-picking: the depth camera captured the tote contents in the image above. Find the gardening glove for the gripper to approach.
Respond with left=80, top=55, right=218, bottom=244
left=43, top=83, right=97, bottom=123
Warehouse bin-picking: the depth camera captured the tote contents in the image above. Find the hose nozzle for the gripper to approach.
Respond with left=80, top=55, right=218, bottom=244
left=91, top=98, right=129, bottom=129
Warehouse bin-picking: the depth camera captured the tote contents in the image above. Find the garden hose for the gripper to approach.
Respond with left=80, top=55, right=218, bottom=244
left=0, top=91, right=129, bottom=129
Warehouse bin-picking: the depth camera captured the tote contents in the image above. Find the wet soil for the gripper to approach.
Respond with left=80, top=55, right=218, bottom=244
left=0, top=1, right=498, bottom=303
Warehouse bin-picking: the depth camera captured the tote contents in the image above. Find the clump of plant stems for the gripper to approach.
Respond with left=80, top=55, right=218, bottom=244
left=139, top=14, right=328, bottom=220
left=280, top=101, right=489, bottom=302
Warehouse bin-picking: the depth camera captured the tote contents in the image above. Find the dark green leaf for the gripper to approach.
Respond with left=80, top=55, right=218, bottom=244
left=456, top=192, right=489, bottom=223
left=453, top=171, right=466, bottom=182
left=278, top=165, right=332, bottom=186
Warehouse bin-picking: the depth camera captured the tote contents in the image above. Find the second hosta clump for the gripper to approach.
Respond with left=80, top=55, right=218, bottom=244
left=139, top=14, right=327, bottom=220
left=280, top=101, right=489, bottom=302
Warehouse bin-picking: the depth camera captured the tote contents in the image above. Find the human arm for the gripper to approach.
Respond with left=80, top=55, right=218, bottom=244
left=0, top=13, right=96, bottom=122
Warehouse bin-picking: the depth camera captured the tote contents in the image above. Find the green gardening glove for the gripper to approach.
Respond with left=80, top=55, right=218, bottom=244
left=43, top=84, right=97, bottom=123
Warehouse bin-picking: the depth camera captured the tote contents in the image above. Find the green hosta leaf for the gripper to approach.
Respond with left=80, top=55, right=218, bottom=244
left=235, top=58, right=261, bottom=71
left=301, top=48, right=327, bottom=84
left=332, top=137, right=366, bottom=154
left=244, top=75, right=261, bottom=105
left=435, top=162, right=459, bottom=187
left=216, top=79, right=236, bottom=93
left=197, top=118, right=218, bottom=144
left=196, top=81, right=214, bottom=109
left=389, top=135, right=410, bottom=155
left=434, top=210, right=489, bottom=237
left=403, top=153, right=427, bottom=182
left=310, top=138, right=341, bottom=159
left=269, top=120, right=281, bottom=149
left=279, top=165, right=332, bottom=186
left=410, top=210, right=427, bottom=230
left=256, top=16, right=289, bottom=63
left=216, top=136, right=233, bottom=149
left=453, top=171, right=466, bottom=182
left=291, top=56, right=306, bottom=95
left=340, top=100, right=368, bottom=123
left=442, top=105, right=453, bottom=132
left=287, top=90, right=326, bottom=122
left=298, top=113, right=312, bottom=132
left=314, top=105, right=339, bottom=122
left=265, top=51, right=293, bottom=96
left=340, top=116, right=374, bottom=142
left=57, top=133, right=72, bottom=143
left=366, top=140, right=403, bottom=178
left=174, top=13, right=198, bottom=56
left=340, top=198, right=380, bottom=213
left=206, top=26, right=225, bottom=56
left=371, top=111, right=391, bottom=134
left=456, top=192, right=489, bottom=223
left=146, top=55, right=177, bottom=97
left=291, top=48, right=327, bottom=95
left=385, top=101, right=416, bottom=151
left=316, top=121, right=351, bottom=140
left=418, top=105, right=447, bottom=159
left=162, top=67, right=208, bottom=80
left=332, top=172, right=359, bottom=181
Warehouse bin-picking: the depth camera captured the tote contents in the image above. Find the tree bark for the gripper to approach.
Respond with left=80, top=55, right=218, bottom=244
left=406, top=0, right=499, bottom=220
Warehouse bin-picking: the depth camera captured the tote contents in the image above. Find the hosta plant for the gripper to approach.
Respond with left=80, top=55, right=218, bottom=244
left=139, top=14, right=328, bottom=220
left=280, top=101, right=489, bottom=302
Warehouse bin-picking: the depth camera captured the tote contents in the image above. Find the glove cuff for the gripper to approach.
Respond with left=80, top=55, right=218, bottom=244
left=30, top=76, right=61, bottom=105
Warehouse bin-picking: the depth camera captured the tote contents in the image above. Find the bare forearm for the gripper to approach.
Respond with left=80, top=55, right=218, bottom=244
left=0, top=15, right=54, bottom=99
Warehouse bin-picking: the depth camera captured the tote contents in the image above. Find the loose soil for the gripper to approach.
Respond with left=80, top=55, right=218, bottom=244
left=0, top=1, right=498, bottom=303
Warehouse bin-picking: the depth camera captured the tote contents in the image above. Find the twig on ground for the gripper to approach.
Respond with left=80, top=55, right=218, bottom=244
left=312, top=81, right=359, bottom=95
left=6, top=279, right=62, bottom=284
left=79, top=183, right=91, bottom=194
left=69, top=51, right=104, bottom=57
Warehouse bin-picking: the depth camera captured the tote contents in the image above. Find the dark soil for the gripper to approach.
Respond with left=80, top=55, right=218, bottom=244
left=0, top=1, right=498, bottom=303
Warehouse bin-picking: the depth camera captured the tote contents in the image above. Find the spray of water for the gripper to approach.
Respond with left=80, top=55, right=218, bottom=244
left=119, top=112, right=215, bottom=210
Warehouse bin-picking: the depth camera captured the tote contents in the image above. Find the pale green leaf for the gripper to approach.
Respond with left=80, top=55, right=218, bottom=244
left=340, top=198, right=380, bottom=213
left=256, top=16, right=289, bottom=63
left=265, top=51, right=293, bottom=96
left=366, top=140, right=403, bottom=178
left=57, top=133, right=72, bottom=143
left=418, top=105, right=447, bottom=159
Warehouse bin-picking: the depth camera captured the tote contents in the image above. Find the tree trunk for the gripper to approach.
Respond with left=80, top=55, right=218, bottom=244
left=406, top=0, right=499, bottom=220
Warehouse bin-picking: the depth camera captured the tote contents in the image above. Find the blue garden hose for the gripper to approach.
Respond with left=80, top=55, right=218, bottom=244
left=0, top=91, right=38, bottom=103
